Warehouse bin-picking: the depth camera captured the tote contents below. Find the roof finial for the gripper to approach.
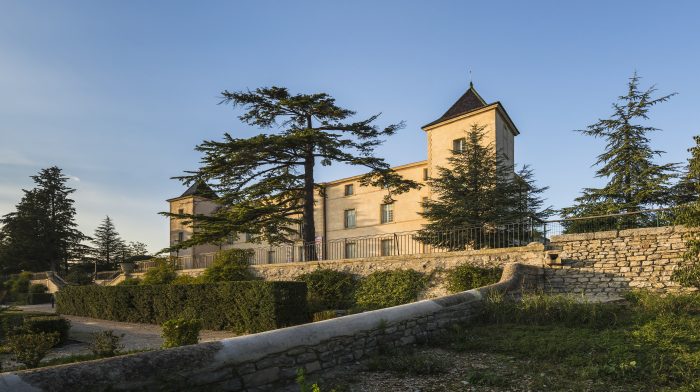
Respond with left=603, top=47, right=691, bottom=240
left=469, top=68, right=473, bottom=88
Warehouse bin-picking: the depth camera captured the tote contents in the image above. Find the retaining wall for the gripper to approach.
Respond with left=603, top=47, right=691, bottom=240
left=545, top=226, right=697, bottom=300
left=0, top=263, right=541, bottom=392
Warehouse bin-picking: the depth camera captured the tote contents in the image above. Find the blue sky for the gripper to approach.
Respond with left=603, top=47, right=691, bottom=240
left=1, top=1, right=698, bottom=252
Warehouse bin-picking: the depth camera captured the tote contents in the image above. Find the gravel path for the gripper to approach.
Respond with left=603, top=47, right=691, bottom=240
left=16, top=304, right=237, bottom=355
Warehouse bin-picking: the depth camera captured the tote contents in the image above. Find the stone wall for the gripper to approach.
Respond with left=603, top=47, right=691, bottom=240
left=0, top=263, right=542, bottom=392
left=545, top=226, right=697, bottom=300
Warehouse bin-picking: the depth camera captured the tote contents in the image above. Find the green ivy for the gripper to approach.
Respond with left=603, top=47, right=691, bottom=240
left=355, top=270, right=426, bottom=310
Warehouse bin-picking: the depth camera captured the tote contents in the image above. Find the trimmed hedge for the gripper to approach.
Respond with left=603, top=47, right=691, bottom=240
left=296, top=269, right=358, bottom=312
left=23, top=316, right=71, bottom=345
left=355, top=270, right=427, bottom=310
left=56, top=281, right=308, bottom=333
left=28, top=293, right=53, bottom=305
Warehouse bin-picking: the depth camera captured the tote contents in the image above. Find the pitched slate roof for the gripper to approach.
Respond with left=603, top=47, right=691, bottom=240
left=423, top=83, right=488, bottom=128
left=179, top=181, right=218, bottom=199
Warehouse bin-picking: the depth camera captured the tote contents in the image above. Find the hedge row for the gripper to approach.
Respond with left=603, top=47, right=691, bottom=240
left=56, top=281, right=308, bottom=333
left=28, top=293, right=53, bottom=305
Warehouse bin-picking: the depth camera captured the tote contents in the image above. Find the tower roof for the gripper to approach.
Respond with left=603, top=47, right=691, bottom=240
left=178, top=181, right=218, bottom=199
left=422, top=83, right=488, bottom=128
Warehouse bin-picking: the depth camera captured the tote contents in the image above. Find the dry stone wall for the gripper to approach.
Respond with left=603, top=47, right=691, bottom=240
left=545, top=226, right=697, bottom=300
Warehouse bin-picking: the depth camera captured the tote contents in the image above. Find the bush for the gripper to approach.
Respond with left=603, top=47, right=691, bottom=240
left=10, top=272, right=33, bottom=294
left=89, top=330, right=124, bottom=357
left=355, top=270, right=427, bottom=310
left=29, top=284, right=48, bottom=294
left=312, top=310, right=338, bottom=322
left=140, top=258, right=177, bottom=285
left=28, top=293, right=53, bottom=305
left=445, top=264, right=503, bottom=293
left=171, top=274, right=201, bottom=285
left=64, top=270, right=93, bottom=285
left=23, top=316, right=71, bottom=345
left=296, top=269, right=358, bottom=312
left=56, top=281, right=308, bottom=333
left=117, top=277, right=141, bottom=286
left=162, top=318, right=201, bottom=348
left=7, top=332, right=59, bottom=368
left=200, top=249, right=255, bottom=283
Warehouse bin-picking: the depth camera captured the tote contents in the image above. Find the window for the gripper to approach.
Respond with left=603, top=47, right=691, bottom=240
left=177, top=232, right=184, bottom=243
left=423, top=168, right=429, bottom=181
left=345, top=242, right=356, bottom=259
left=380, top=203, right=394, bottom=224
left=267, top=250, right=276, bottom=263
left=422, top=197, right=429, bottom=214
left=178, top=208, right=184, bottom=215
left=452, top=138, right=466, bottom=153
left=344, top=209, right=356, bottom=229
left=344, top=184, right=354, bottom=196
left=381, top=239, right=393, bottom=256
left=245, top=233, right=253, bottom=242
left=226, top=234, right=235, bottom=245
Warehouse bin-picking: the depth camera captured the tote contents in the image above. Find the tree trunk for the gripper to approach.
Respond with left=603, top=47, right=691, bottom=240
left=302, top=116, right=317, bottom=261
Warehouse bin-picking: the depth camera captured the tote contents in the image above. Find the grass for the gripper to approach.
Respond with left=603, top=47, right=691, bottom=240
left=433, top=291, right=700, bottom=391
left=366, top=348, right=450, bottom=375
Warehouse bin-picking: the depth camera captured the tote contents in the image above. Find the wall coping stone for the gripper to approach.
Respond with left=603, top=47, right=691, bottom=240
left=550, top=225, right=692, bottom=243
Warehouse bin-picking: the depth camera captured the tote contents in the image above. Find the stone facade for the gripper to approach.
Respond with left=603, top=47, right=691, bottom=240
left=545, top=226, right=697, bottom=300
left=0, top=263, right=540, bottom=392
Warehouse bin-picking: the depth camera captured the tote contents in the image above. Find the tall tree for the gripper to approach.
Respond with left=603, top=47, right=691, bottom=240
left=418, top=124, right=551, bottom=249
left=671, top=135, right=700, bottom=288
left=561, top=73, right=678, bottom=228
left=166, top=86, right=419, bottom=259
left=91, top=216, right=124, bottom=271
left=672, top=135, right=700, bottom=205
left=0, top=167, right=86, bottom=273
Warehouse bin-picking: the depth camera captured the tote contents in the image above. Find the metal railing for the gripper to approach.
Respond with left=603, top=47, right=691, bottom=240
left=134, top=207, right=677, bottom=270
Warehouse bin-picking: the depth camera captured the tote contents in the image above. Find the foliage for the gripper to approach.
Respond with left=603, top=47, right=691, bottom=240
left=672, top=136, right=700, bottom=288
left=7, top=332, right=59, bottom=369
left=28, top=293, right=53, bottom=305
left=6, top=272, right=32, bottom=294
left=561, top=73, right=678, bottom=231
left=23, top=316, right=71, bottom=345
left=170, top=274, right=200, bottom=285
left=199, top=249, right=255, bottom=283
left=311, top=310, right=338, bottom=322
left=0, top=167, right=87, bottom=273
left=354, top=270, right=426, bottom=310
left=296, top=269, right=358, bottom=312
left=91, top=216, right=125, bottom=271
left=296, top=368, right=333, bottom=392
left=56, top=281, right=308, bottom=333
left=445, top=264, right=503, bottom=293
left=64, top=270, right=93, bottom=285
left=161, top=318, right=201, bottom=348
left=437, top=291, right=700, bottom=390
left=29, top=283, right=48, bottom=294
left=117, top=277, right=142, bottom=286
left=88, top=330, right=124, bottom=357
left=140, top=258, right=177, bottom=285
left=418, top=124, right=551, bottom=250
left=163, top=86, right=420, bottom=261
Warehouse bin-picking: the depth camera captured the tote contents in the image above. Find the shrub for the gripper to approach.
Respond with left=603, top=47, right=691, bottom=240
left=23, top=316, right=71, bottom=345
left=140, top=258, right=177, bottom=285
left=200, top=249, right=255, bottom=283
left=171, top=274, right=201, bottom=285
left=64, top=270, right=93, bottom=285
left=671, top=261, right=700, bottom=289
left=28, top=293, right=53, bottom=305
left=56, top=281, right=308, bottom=333
left=7, top=332, right=59, bottom=368
left=312, top=310, right=338, bottom=322
left=89, top=330, right=124, bottom=357
left=162, top=318, right=201, bottom=348
left=5, top=272, right=32, bottom=295
left=355, top=270, right=427, bottom=310
left=445, top=264, right=503, bottom=293
left=296, top=269, right=358, bottom=312
left=29, top=284, right=48, bottom=294
left=117, top=277, right=141, bottom=286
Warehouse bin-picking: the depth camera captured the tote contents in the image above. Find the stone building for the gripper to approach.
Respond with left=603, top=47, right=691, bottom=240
left=167, top=83, right=520, bottom=266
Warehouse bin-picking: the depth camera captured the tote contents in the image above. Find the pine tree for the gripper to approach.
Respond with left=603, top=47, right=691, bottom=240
left=561, top=73, right=678, bottom=230
left=418, top=124, right=551, bottom=250
left=672, top=135, right=700, bottom=205
left=166, top=86, right=420, bottom=260
left=92, top=216, right=124, bottom=271
left=0, top=167, right=86, bottom=273
left=671, top=135, right=700, bottom=288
